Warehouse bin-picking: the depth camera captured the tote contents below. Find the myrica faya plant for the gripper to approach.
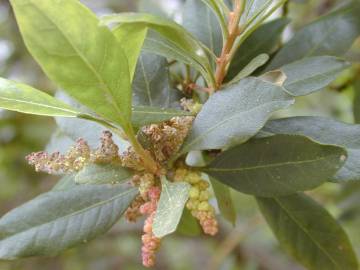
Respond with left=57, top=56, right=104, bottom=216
left=0, top=0, right=360, bottom=269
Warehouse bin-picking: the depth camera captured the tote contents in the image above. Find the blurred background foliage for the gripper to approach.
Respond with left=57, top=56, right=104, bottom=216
left=0, top=0, right=359, bottom=269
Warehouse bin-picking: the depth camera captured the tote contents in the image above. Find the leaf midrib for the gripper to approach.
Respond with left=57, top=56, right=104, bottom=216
left=284, top=62, right=345, bottom=89
left=183, top=97, right=292, bottom=152
left=0, top=96, right=79, bottom=115
left=1, top=188, right=136, bottom=240
left=133, top=108, right=190, bottom=116
left=274, top=198, right=341, bottom=269
left=26, top=0, right=127, bottom=123
left=206, top=154, right=338, bottom=172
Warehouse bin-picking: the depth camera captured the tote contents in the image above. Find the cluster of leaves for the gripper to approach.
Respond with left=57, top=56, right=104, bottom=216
left=0, top=0, right=360, bottom=269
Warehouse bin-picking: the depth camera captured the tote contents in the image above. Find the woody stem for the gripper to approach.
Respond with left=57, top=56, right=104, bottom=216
left=213, top=0, right=244, bottom=91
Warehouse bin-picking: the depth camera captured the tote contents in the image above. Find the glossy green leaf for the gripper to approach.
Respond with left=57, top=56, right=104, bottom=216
left=141, top=30, right=216, bottom=87
left=210, top=177, right=236, bottom=225
left=227, top=54, right=269, bottom=85
left=227, top=18, right=289, bottom=81
left=261, top=116, right=360, bottom=182
left=132, top=106, right=192, bottom=127
left=10, top=0, right=132, bottom=129
left=113, top=24, right=148, bottom=81
left=0, top=183, right=137, bottom=259
left=103, top=13, right=215, bottom=86
left=132, top=53, right=176, bottom=107
left=267, top=1, right=360, bottom=70
left=178, top=77, right=294, bottom=155
left=279, top=56, right=350, bottom=96
left=75, top=163, right=133, bottom=185
left=205, top=135, right=347, bottom=197
left=183, top=0, right=223, bottom=56
left=0, top=78, right=79, bottom=117
left=257, top=193, right=358, bottom=270
left=153, top=178, right=191, bottom=238
left=142, top=31, right=210, bottom=78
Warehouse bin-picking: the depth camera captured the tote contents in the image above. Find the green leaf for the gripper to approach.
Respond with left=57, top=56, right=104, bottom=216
left=132, top=106, right=192, bottom=128
left=210, top=177, right=236, bottom=225
left=240, top=0, right=287, bottom=37
left=261, top=116, right=360, bottom=182
left=0, top=78, right=80, bottom=117
left=257, top=193, right=358, bottom=270
left=198, top=0, right=228, bottom=41
left=353, top=79, right=360, bottom=124
left=267, top=1, right=360, bottom=70
left=54, top=92, right=129, bottom=149
left=178, top=77, right=294, bottom=155
left=279, top=56, right=350, bottom=96
left=227, top=54, right=269, bottom=85
left=113, top=24, right=148, bottom=81
left=227, top=18, right=289, bottom=81
left=52, top=174, right=77, bottom=191
left=0, top=182, right=137, bottom=259
left=176, top=208, right=201, bottom=237
left=153, top=178, right=191, bottom=238
left=205, top=135, right=347, bottom=197
left=183, top=0, right=223, bottom=56
left=142, top=31, right=211, bottom=81
left=10, top=0, right=132, bottom=130
left=132, top=53, right=175, bottom=107
left=103, top=13, right=215, bottom=86
left=75, top=163, right=133, bottom=185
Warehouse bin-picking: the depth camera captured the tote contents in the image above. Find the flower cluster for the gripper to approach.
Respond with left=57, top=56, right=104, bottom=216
left=174, top=168, right=218, bottom=236
left=26, top=138, right=90, bottom=174
left=26, top=131, right=121, bottom=174
left=125, top=173, right=162, bottom=267
left=139, top=186, right=162, bottom=268
left=141, top=116, right=194, bottom=163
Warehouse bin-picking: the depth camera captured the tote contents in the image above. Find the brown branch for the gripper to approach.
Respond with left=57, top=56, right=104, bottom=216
left=213, top=0, right=244, bottom=91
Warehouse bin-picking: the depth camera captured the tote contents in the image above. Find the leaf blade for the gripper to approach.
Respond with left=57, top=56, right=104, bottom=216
left=0, top=78, right=79, bottom=117
left=153, top=179, right=191, bottom=238
left=205, top=135, right=347, bottom=197
left=75, top=163, right=133, bottom=185
left=267, top=1, right=360, bottom=70
left=10, top=0, right=132, bottom=128
left=280, top=56, right=350, bottom=96
left=257, top=193, right=358, bottom=270
left=0, top=183, right=137, bottom=259
left=261, top=116, right=360, bottom=182
left=179, top=77, right=294, bottom=154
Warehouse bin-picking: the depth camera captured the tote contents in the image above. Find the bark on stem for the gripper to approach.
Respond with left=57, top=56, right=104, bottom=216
left=213, top=0, right=244, bottom=91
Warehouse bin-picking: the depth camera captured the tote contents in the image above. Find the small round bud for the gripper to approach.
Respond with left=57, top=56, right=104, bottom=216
left=198, top=201, right=210, bottom=211
left=199, top=190, right=210, bottom=201
left=186, top=172, right=201, bottom=184
left=189, top=187, right=200, bottom=199
left=197, top=180, right=210, bottom=190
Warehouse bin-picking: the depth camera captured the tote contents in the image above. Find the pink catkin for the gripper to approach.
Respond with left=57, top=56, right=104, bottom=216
left=141, top=186, right=161, bottom=268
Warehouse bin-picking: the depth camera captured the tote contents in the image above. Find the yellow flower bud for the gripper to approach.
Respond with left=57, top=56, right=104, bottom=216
left=174, top=168, right=188, bottom=182
left=189, top=187, right=200, bottom=199
left=199, top=190, right=210, bottom=201
left=198, top=201, right=210, bottom=211
left=197, top=180, right=209, bottom=190
left=186, top=172, right=201, bottom=184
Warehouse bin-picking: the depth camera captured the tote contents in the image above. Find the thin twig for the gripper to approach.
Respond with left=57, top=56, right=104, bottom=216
left=213, top=0, right=245, bottom=91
